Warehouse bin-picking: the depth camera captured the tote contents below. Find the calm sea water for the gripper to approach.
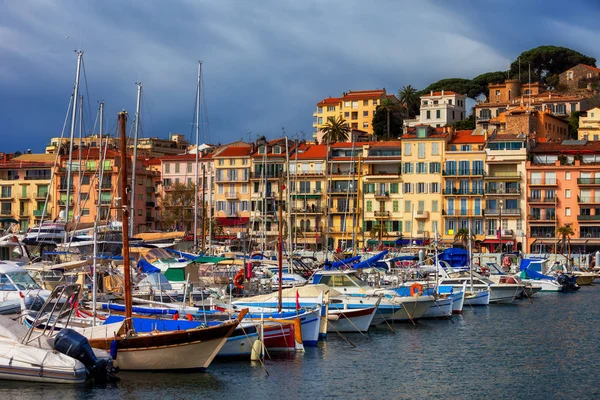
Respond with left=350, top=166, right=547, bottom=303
left=2, top=287, right=599, bottom=400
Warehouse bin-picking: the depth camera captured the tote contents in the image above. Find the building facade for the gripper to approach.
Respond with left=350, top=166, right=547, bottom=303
left=404, top=91, right=467, bottom=129
left=578, top=107, right=600, bottom=141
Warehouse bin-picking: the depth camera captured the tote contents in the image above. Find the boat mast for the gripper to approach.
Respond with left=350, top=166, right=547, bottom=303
left=92, top=101, right=105, bottom=324
left=64, top=51, right=83, bottom=237
left=201, top=164, right=206, bottom=253
left=469, top=218, right=473, bottom=292
left=129, top=82, right=142, bottom=238
left=285, top=136, right=292, bottom=272
left=119, top=111, right=133, bottom=324
left=278, top=174, right=284, bottom=312
left=194, top=62, right=202, bottom=250
left=324, top=136, right=331, bottom=260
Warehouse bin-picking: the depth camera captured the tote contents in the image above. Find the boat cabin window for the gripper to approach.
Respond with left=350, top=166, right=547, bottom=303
left=318, top=274, right=368, bottom=288
left=1, top=271, right=40, bottom=290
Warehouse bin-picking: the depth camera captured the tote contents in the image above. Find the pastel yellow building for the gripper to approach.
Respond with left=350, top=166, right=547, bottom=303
left=361, top=141, right=403, bottom=248
left=313, top=90, right=397, bottom=140
left=578, top=107, right=600, bottom=141
left=442, top=130, right=486, bottom=243
left=400, top=126, right=447, bottom=242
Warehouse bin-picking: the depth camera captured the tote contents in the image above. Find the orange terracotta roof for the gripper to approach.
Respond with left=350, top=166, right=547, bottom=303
left=448, top=130, right=485, bottom=144
left=60, top=148, right=121, bottom=160
left=578, top=64, right=600, bottom=73
left=370, top=141, right=402, bottom=147
left=421, top=91, right=463, bottom=97
left=317, top=97, right=342, bottom=106
left=531, top=140, right=600, bottom=153
left=342, top=90, right=386, bottom=100
left=214, top=146, right=252, bottom=158
left=296, top=145, right=327, bottom=160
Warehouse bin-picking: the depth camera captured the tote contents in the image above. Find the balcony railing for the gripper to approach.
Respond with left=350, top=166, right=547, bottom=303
left=577, top=178, right=600, bottom=185
left=374, top=191, right=389, bottom=198
left=443, top=189, right=484, bottom=195
left=292, top=207, right=323, bottom=214
left=577, top=196, right=600, bottom=203
left=35, top=193, right=49, bottom=200
left=485, top=171, right=522, bottom=179
left=374, top=211, right=390, bottom=218
left=226, top=192, right=238, bottom=199
left=484, top=208, right=521, bottom=216
left=578, top=215, right=600, bottom=221
left=33, top=210, right=48, bottom=217
left=0, top=193, right=13, bottom=199
left=443, top=209, right=482, bottom=216
left=443, top=169, right=485, bottom=176
left=529, top=215, right=556, bottom=221
left=527, top=197, right=556, bottom=203
left=485, top=188, right=521, bottom=195
left=415, top=210, right=429, bottom=219
left=0, top=210, right=13, bottom=216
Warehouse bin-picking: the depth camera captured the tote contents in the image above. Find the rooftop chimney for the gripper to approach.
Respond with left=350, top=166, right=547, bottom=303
left=430, top=90, right=433, bottom=96
left=442, top=90, right=445, bottom=96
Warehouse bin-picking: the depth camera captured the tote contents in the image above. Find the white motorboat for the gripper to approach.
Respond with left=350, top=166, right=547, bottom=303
left=0, top=261, right=52, bottom=315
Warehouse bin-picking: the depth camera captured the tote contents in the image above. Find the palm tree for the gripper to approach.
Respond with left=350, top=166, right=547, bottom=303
left=398, top=85, right=419, bottom=119
left=556, top=225, right=574, bottom=254
left=320, top=115, right=350, bottom=144
left=454, top=228, right=474, bottom=248
left=370, top=222, right=389, bottom=244
left=379, top=98, right=394, bottom=140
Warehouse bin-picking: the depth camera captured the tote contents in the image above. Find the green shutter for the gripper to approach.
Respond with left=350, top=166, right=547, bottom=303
left=393, top=200, right=399, bottom=212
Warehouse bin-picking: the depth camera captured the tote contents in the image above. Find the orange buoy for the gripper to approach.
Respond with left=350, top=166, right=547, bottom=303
left=410, top=283, right=423, bottom=297
left=233, top=268, right=245, bottom=290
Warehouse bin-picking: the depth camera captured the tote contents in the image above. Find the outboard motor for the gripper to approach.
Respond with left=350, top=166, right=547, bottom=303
left=556, top=274, right=580, bottom=291
left=53, top=328, right=118, bottom=382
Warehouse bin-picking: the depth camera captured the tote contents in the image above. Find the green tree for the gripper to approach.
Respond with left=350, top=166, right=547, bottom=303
left=419, top=78, right=480, bottom=99
left=370, top=222, right=389, bottom=244
left=568, top=111, right=581, bottom=139
left=454, top=228, right=474, bottom=248
left=450, top=114, right=475, bottom=130
left=159, top=181, right=196, bottom=232
left=556, top=225, right=574, bottom=254
left=372, top=102, right=404, bottom=139
left=398, top=85, right=420, bottom=119
left=471, top=71, right=510, bottom=98
left=509, top=46, right=597, bottom=84
left=320, top=115, right=350, bottom=144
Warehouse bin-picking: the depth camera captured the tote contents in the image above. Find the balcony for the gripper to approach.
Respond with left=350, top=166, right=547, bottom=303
left=0, top=192, right=13, bottom=200
left=331, top=207, right=355, bottom=214
left=577, top=215, right=600, bottom=221
left=374, top=191, right=389, bottom=199
left=484, top=208, right=521, bottom=216
left=0, top=209, right=13, bottom=217
left=249, top=171, right=284, bottom=180
left=527, top=197, right=556, bottom=204
left=529, top=215, right=556, bottom=222
left=58, top=186, right=75, bottom=192
left=476, top=115, right=491, bottom=122
left=415, top=210, right=429, bottom=219
left=292, top=207, right=323, bottom=214
left=485, top=187, right=521, bottom=195
left=35, top=193, right=49, bottom=200
left=529, top=179, right=557, bottom=186
left=443, top=169, right=485, bottom=177
left=578, top=196, right=599, bottom=204
left=95, top=184, right=112, bottom=191
left=577, top=178, right=600, bottom=185
left=19, top=210, right=28, bottom=217
left=443, top=209, right=482, bottom=217
left=330, top=188, right=357, bottom=195
left=145, top=201, right=155, bottom=207
left=485, top=171, right=521, bottom=180
left=443, top=189, right=484, bottom=196
left=226, top=192, right=238, bottom=200
left=374, top=211, right=390, bottom=218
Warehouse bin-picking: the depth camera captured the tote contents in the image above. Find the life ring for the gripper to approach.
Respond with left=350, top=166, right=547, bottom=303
left=233, top=268, right=245, bottom=290
left=410, top=283, right=423, bottom=297
left=503, top=256, right=512, bottom=267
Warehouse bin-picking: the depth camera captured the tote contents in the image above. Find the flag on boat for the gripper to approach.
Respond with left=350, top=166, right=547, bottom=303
left=296, top=290, right=300, bottom=310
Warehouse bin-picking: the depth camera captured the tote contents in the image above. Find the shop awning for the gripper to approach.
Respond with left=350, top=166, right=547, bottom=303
left=216, top=217, right=249, bottom=226
left=482, top=239, right=515, bottom=246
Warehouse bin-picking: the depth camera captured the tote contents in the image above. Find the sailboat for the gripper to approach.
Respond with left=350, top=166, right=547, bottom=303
left=83, top=111, right=245, bottom=371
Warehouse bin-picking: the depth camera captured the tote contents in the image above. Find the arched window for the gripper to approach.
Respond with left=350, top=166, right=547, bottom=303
left=300, top=220, right=305, bottom=232
left=306, top=219, right=311, bottom=232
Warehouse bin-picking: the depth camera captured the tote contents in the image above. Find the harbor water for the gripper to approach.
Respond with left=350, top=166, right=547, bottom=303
left=2, top=287, right=598, bottom=400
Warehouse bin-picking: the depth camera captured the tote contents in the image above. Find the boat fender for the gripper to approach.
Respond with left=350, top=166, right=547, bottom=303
left=186, top=314, right=194, bottom=321
left=410, top=283, right=423, bottom=297
left=110, top=339, right=118, bottom=360
left=172, top=312, right=179, bottom=320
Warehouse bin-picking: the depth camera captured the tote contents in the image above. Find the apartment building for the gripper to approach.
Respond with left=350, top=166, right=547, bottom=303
left=404, top=90, right=467, bottom=129
left=482, top=133, right=528, bottom=253
left=526, top=139, right=600, bottom=253
left=578, top=107, right=600, bottom=140
left=313, top=89, right=397, bottom=140
left=289, top=143, right=327, bottom=249
left=400, top=126, right=447, bottom=243
left=0, top=154, right=54, bottom=232
left=361, top=141, right=403, bottom=248
left=442, top=130, right=486, bottom=243
left=490, top=107, right=569, bottom=141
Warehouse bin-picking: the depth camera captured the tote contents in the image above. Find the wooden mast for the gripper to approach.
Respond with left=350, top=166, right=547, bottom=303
left=119, top=111, right=133, bottom=324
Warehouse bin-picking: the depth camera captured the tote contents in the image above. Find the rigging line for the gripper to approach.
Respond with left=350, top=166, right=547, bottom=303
left=188, top=83, right=199, bottom=146
left=34, top=94, right=75, bottom=256
left=140, top=89, right=156, bottom=141
left=200, top=71, right=210, bottom=143
left=80, top=58, right=94, bottom=136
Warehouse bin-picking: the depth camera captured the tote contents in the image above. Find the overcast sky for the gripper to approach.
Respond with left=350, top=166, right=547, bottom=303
left=2, top=0, right=600, bottom=153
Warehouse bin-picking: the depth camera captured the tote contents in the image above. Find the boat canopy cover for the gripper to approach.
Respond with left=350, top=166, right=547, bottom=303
left=137, top=258, right=160, bottom=274
left=439, top=248, right=469, bottom=269
left=193, top=256, right=233, bottom=264
left=520, top=258, right=555, bottom=281
left=235, top=284, right=339, bottom=304
left=352, top=250, right=388, bottom=269
left=166, top=248, right=201, bottom=261
left=103, top=315, right=218, bottom=332
left=325, top=256, right=361, bottom=269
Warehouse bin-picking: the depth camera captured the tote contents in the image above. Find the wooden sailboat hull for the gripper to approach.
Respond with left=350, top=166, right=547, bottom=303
left=87, top=319, right=239, bottom=371
left=327, top=306, right=376, bottom=332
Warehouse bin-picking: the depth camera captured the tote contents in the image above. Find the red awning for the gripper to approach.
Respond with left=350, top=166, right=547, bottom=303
left=482, top=239, right=514, bottom=245
left=216, top=217, right=249, bottom=226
